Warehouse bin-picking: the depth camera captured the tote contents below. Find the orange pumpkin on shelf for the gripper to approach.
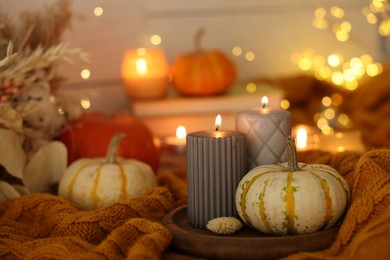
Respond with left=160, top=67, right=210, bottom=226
left=57, top=112, right=160, bottom=172
left=170, top=29, right=237, bottom=96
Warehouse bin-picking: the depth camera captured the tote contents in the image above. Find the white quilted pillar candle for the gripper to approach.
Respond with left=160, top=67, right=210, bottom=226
left=236, top=96, right=291, bottom=170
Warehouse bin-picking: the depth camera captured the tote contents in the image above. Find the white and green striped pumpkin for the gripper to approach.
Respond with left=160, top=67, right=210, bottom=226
left=235, top=136, right=350, bottom=235
left=58, top=133, right=157, bottom=210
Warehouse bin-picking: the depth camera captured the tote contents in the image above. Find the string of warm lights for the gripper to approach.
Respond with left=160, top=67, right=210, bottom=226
left=292, top=2, right=388, bottom=135
left=314, top=95, right=352, bottom=135
left=76, top=6, right=105, bottom=82
left=290, top=49, right=383, bottom=91
left=313, top=1, right=390, bottom=41
left=302, top=3, right=386, bottom=90
left=362, top=0, right=390, bottom=36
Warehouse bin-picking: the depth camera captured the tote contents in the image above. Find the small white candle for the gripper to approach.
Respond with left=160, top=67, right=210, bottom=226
left=296, top=128, right=308, bottom=149
left=236, top=96, right=291, bottom=170
left=121, top=48, right=169, bottom=100
left=293, top=125, right=320, bottom=151
left=164, top=125, right=187, bottom=153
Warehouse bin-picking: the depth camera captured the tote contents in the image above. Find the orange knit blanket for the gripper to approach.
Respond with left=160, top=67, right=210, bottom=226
left=0, top=149, right=389, bottom=259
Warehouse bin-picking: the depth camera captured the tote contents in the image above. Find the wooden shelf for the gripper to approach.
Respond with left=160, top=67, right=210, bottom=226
left=131, top=83, right=283, bottom=137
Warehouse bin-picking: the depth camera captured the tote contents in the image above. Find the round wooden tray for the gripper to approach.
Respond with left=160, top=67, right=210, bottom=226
left=162, top=205, right=339, bottom=260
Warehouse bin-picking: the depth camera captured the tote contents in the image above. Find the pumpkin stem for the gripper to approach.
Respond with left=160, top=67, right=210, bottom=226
left=106, top=133, right=126, bottom=164
left=286, top=136, right=301, bottom=171
left=194, top=28, right=205, bottom=53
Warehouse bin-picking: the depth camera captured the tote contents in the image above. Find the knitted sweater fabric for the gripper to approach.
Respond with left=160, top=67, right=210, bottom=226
left=0, top=149, right=389, bottom=259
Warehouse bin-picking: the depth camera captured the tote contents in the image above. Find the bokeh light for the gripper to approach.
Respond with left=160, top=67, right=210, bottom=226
left=245, top=51, right=255, bottom=61
left=81, top=69, right=91, bottom=79
left=246, top=82, right=256, bottom=93
left=94, top=7, right=103, bottom=16
left=232, top=46, right=242, bottom=56
left=150, top=34, right=162, bottom=45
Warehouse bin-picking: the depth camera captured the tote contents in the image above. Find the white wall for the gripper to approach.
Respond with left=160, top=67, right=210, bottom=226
left=58, top=0, right=387, bottom=84
left=2, top=0, right=388, bottom=114
left=3, top=0, right=387, bottom=84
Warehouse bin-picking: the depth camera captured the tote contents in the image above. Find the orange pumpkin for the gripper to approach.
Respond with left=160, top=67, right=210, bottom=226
left=57, top=112, right=160, bottom=172
left=170, top=29, right=237, bottom=96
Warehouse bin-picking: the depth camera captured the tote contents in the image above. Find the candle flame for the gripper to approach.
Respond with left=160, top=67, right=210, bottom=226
left=261, top=96, right=269, bottom=109
left=136, top=58, right=148, bottom=75
left=296, top=127, right=308, bottom=149
left=215, top=114, right=222, bottom=131
left=176, top=125, right=187, bottom=139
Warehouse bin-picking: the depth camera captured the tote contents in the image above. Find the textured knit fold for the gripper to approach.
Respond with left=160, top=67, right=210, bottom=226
left=0, top=149, right=389, bottom=259
left=0, top=186, right=174, bottom=259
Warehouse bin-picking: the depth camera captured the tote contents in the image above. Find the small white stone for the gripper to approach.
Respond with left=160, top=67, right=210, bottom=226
left=206, top=217, right=243, bottom=235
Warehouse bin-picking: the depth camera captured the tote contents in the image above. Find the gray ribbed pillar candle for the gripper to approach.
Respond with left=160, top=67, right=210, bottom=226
left=186, top=129, right=246, bottom=229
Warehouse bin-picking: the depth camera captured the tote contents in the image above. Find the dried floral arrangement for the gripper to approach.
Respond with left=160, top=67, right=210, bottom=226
left=0, top=0, right=88, bottom=201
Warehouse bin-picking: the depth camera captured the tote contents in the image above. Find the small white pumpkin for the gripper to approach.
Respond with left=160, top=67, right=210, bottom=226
left=235, top=136, right=350, bottom=235
left=58, top=133, right=157, bottom=210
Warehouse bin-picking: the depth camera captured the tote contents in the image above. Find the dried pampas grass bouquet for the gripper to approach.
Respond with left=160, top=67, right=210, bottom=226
left=0, top=0, right=88, bottom=151
left=0, top=0, right=88, bottom=201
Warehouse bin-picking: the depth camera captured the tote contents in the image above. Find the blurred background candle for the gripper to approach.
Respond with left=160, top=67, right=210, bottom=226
left=292, top=124, right=320, bottom=151
left=121, top=48, right=169, bottom=100
left=164, top=125, right=187, bottom=153
left=186, top=114, right=246, bottom=229
left=236, top=96, right=291, bottom=170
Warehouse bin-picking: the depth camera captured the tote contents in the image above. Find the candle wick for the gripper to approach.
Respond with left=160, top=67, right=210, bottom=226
left=215, top=126, right=219, bottom=131
left=262, top=103, right=266, bottom=109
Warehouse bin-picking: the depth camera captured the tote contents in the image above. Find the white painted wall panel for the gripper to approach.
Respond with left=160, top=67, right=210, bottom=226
left=2, top=0, right=388, bottom=115
left=3, top=0, right=385, bottom=83
left=59, top=0, right=385, bottom=85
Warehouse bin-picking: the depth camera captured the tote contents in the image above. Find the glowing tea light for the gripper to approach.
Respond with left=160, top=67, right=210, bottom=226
left=164, top=125, right=187, bottom=153
left=292, top=125, right=320, bottom=151
left=121, top=48, right=169, bottom=100
left=176, top=125, right=187, bottom=140
left=296, top=128, right=308, bottom=149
